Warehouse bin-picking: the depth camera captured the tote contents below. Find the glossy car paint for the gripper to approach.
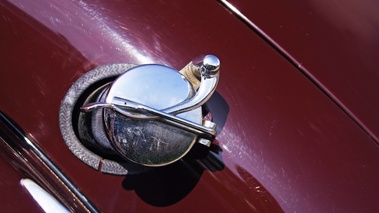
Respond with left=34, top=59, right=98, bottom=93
left=0, top=150, right=44, bottom=213
left=0, top=112, right=97, bottom=212
left=1, top=0, right=379, bottom=212
left=224, top=0, right=379, bottom=142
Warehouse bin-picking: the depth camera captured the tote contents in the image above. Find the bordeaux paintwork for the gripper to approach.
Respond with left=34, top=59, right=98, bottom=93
left=0, top=0, right=379, bottom=212
left=0, top=113, right=94, bottom=212
left=0, top=146, right=44, bottom=213
left=225, top=0, right=379, bottom=143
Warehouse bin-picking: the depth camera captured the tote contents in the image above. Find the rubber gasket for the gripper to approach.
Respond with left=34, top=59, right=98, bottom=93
left=59, top=64, right=135, bottom=175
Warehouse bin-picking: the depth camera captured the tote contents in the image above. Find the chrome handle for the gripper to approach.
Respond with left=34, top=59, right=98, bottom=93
left=81, top=55, right=220, bottom=136
left=164, top=55, right=220, bottom=115
left=79, top=55, right=220, bottom=166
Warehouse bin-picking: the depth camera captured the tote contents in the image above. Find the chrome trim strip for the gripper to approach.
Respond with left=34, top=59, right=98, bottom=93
left=0, top=112, right=100, bottom=213
left=218, top=0, right=294, bottom=64
left=21, top=179, right=70, bottom=213
left=217, top=0, right=379, bottom=144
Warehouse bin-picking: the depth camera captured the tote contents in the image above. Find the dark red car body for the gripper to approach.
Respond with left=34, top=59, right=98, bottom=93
left=1, top=0, right=379, bottom=212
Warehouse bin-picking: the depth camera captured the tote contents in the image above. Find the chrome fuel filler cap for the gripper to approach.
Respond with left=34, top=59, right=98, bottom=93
left=59, top=55, right=220, bottom=175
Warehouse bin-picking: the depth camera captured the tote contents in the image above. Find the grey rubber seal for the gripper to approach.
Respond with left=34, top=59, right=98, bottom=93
left=59, top=64, right=135, bottom=175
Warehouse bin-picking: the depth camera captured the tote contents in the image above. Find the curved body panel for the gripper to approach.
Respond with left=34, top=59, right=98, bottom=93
left=225, top=0, right=379, bottom=142
left=1, top=0, right=378, bottom=212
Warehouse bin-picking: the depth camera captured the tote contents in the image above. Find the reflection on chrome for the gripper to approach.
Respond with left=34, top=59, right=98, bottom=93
left=79, top=55, right=219, bottom=167
left=20, top=179, right=70, bottom=213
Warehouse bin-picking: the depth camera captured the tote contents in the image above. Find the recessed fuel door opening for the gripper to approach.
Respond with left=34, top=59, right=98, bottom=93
left=59, top=55, right=220, bottom=175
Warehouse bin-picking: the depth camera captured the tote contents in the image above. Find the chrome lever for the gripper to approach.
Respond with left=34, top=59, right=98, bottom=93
left=81, top=55, right=220, bottom=118
left=163, top=54, right=220, bottom=115
left=79, top=55, right=220, bottom=166
left=83, top=97, right=216, bottom=139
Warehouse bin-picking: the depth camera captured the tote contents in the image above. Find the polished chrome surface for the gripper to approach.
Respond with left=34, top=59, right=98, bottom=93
left=104, top=109, right=199, bottom=166
left=20, top=179, right=70, bottom=213
left=83, top=55, right=220, bottom=117
left=199, top=55, right=221, bottom=77
left=100, top=63, right=203, bottom=166
left=105, top=97, right=216, bottom=139
left=105, top=64, right=195, bottom=112
left=78, top=55, right=220, bottom=167
left=163, top=55, right=220, bottom=115
left=0, top=112, right=99, bottom=213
